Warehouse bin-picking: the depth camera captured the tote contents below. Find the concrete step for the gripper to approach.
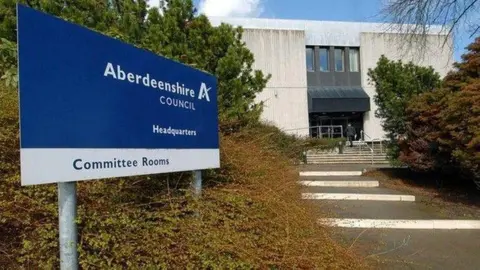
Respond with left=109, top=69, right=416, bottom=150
left=340, top=152, right=385, bottom=155
left=311, top=152, right=385, bottom=155
left=307, top=152, right=386, bottom=156
left=341, top=151, right=385, bottom=154
left=331, top=149, right=383, bottom=151
left=303, top=186, right=406, bottom=195
left=308, top=161, right=390, bottom=165
left=301, top=186, right=415, bottom=201
left=307, top=157, right=388, bottom=159
left=307, top=160, right=388, bottom=164
left=308, top=155, right=386, bottom=158
left=298, top=164, right=393, bottom=171
left=302, top=193, right=415, bottom=201
left=307, top=158, right=388, bottom=161
left=307, top=153, right=385, bottom=156
left=338, top=154, right=385, bottom=156
left=300, top=171, right=363, bottom=177
left=299, top=176, right=376, bottom=181
left=307, top=156, right=387, bottom=160
left=308, top=153, right=387, bottom=156
left=309, top=148, right=384, bottom=152
left=307, top=160, right=388, bottom=163
left=299, top=180, right=379, bottom=187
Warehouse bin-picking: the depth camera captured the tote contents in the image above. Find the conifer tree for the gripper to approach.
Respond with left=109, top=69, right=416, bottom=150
left=0, top=0, right=269, bottom=125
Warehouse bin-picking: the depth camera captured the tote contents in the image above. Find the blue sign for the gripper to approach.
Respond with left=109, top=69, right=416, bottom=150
left=17, top=5, right=220, bottom=185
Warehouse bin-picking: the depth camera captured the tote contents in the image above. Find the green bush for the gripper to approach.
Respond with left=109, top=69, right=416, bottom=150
left=368, top=55, right=441, bottom=161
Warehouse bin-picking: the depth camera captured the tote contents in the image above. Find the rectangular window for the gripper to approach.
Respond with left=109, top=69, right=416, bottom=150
left=306, top=47, right=314, bottom=71
left=349, top=48, right=359, bottom=72
left=334, top=48, right=344, bottom=72
left=319, top=48, right=329, bottom=71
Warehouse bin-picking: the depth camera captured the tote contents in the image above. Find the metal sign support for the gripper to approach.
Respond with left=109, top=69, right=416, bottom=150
left=58, top=182, right=79, bottom=270
left=193, top=170, right=202, bottom=197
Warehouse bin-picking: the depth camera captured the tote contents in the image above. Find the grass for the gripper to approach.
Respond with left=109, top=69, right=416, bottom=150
left=0, top=85, right=364, bottom=268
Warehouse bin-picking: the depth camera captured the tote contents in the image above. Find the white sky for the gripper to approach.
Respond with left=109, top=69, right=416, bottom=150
left=147, top=0, right=264, bottom=17
left=198, top=0, right=263, bottom=17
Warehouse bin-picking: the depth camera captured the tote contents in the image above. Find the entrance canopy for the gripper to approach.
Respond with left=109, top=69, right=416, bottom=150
left=308, top=86, right=370, bottom=113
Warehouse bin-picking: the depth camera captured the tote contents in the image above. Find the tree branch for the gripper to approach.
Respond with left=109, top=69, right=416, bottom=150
left=380, top=0, right=480, bottom=57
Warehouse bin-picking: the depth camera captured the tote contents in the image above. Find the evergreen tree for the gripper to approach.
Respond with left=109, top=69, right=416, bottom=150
left=367, top=55, right=441, bottom=161
left=0, top=0, right=269, bottom=125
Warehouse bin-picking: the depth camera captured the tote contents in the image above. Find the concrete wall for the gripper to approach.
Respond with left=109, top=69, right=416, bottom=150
left=360, top=32, right=454, bottom=140
left=241, top=29, right=310, bottom=136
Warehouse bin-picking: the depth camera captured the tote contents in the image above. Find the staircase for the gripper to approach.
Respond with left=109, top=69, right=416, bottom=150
left=306, top=141, right=389, bottom=165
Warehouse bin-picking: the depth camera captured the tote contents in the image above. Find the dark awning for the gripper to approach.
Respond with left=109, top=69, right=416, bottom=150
left=308, top=86, right=371, bottom=113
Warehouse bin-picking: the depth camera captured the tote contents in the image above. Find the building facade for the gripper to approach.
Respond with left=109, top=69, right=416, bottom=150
left=209, top=17, right=453, bottom=140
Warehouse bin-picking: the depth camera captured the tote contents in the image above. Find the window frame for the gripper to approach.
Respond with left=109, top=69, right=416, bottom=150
left=318, top=47, right=330, bottom=72
left=334, top=48, right=345, bottom=72
left=306, top=47, right=315, bottom=72
left=349, top=48, right=360, bottom=72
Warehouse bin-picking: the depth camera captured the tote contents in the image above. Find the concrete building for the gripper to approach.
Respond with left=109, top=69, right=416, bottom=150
left=209, top=17, right=453, bottom=140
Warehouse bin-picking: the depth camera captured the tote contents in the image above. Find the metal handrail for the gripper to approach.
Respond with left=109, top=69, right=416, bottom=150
left=359, top=130, right=375, bottom=164
left=283, top=125, right=344, bottom=139
left=360, top=130, right=386, bottom=154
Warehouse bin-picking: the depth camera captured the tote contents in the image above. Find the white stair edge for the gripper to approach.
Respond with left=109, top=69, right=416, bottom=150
left=307, top=161, right=388, bottom=163
left=318, top=218, right=480, bottom=229
left=308, top=158, right=387, bottom=159
left=308, top=155, right=387, bottom=157
left=307, top=162, right=389, bottom=165
left=299, top=180, right=379, bottom=187
left=299, top=171, right=362, bottom=176
left=302, top=193, right=415, bottom=201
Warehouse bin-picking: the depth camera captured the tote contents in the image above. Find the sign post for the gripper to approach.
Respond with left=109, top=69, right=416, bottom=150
left=193, top=170, right=202, bottom=197
left=58, top=182, right=78, bottom=270
left=17, top=5, right=219, bottom=269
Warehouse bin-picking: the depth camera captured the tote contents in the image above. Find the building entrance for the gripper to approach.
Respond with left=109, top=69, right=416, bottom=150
left=309, top=112, right=363, bottom=139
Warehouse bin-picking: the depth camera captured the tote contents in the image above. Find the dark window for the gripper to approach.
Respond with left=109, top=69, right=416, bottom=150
left=334, top=48, right=344, bottom=72
left=349, top=48, right=360, bottom=72
left=306, top=47, right=314, bottom=71
left=319, top=48, right=329, bottom=71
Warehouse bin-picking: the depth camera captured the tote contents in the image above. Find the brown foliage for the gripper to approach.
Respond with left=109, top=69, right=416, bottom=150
left=400, top=88, right=451, bottom=172
left=0, top=85, right=361, bottom=268
left=402, top=37, right=480, bottom=185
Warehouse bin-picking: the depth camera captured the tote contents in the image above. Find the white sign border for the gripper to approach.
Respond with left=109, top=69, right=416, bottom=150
left=20, top=148, right=220, bottom=185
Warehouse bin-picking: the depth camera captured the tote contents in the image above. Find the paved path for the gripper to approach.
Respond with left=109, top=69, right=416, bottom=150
left=299, top=164, right=480, bottom=269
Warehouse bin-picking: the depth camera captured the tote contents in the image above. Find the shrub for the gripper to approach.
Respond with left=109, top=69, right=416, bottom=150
left=1, top=2, right=363, bottom=268
left=368, top=55, right=441, bottom=161
left=401, top=37, right=480, bottom=187
left=0, top=87, right=361, bottom=268
left=235, top=122, right=345, bottom=162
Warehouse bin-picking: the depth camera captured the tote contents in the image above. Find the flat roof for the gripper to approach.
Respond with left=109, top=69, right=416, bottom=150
left=208, top=17, right=447, bottom=47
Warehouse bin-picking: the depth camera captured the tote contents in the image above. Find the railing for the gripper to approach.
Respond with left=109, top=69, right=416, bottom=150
left=360, top=130, right=386, bottom=154
left=358, top=130, right=375, bottom=164
left=283, top=125, right=344, bottom=139
left=309, top=125, right=344, bottom=139
left=359, top=130, right=391, bottom=164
